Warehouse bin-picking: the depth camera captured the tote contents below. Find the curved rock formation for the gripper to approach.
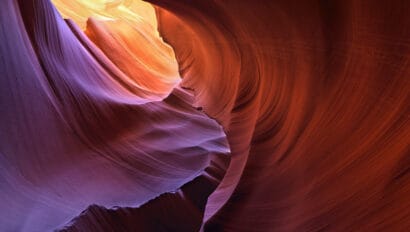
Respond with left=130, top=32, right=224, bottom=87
left=1, top=0, right=229, bottom=231
left=153, top=1, right=410, bottom=231
left=1, top=0, right=409, bottom=231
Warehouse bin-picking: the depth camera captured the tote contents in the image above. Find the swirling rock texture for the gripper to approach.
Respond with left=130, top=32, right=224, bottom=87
left=1, top=0, right=409, bottom=231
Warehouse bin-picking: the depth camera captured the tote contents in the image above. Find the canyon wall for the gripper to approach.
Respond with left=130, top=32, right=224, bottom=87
left=0, top=0, right=409, bottom=231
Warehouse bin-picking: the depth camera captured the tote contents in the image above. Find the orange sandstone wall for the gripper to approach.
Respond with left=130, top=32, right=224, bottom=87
left=153, top=0, right=410, bottom=230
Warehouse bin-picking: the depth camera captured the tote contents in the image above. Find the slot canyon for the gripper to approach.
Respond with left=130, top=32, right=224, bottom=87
left=0, top=0, right=409, bottom=231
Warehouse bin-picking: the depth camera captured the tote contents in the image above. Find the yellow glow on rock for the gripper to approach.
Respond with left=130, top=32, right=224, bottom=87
left=51, top=0, right=181, bottom=98
left=51, top=0, right=158, bottom=30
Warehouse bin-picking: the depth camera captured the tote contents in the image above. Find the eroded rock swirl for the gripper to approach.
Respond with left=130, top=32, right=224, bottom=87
left=1, top=0, right=409, bottom=231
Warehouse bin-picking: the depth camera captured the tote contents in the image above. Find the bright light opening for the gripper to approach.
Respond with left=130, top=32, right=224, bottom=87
left=52, top=0, right=181, bottom=98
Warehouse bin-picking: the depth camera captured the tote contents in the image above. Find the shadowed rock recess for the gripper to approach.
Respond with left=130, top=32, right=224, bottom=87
left=1, top=0, right=409, bottom=231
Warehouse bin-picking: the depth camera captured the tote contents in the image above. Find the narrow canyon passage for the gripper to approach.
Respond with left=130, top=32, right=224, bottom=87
left=1, top=0, right=409, bottom=231
left=1, top=0, right=230, bottom=231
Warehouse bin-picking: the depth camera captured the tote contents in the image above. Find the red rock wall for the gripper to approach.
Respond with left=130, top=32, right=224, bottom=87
left=153, top=0, right=410, bottom=231
left=0, top=0, right=409, bottom=231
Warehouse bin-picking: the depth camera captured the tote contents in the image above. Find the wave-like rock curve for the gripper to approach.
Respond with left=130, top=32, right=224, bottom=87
left=1, top=0, right=409, bottom=231
left=153, top=0, right=410, bottom=231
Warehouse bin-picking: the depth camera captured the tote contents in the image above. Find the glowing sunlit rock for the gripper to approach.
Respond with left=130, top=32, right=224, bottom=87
left=52, top=0, right=180, bottom=98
